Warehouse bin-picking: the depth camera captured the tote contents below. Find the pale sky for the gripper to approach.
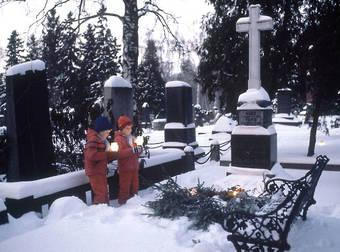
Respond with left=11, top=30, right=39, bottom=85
left=0, top=0, right=213, bottom=72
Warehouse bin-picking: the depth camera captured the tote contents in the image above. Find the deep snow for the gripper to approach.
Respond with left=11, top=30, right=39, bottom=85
left=1, top=123, right=340, bottom=252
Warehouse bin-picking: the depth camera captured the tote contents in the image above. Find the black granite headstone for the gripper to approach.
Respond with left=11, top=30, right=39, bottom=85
left=103, top=76, right=133, bottom=131
left=6, top=60, right=54, bottom=181
left=231, top=89, right=277, bottom=170
left=164, top=81, right=197, bottom=149
left=277, top=88, right=292, bottom=114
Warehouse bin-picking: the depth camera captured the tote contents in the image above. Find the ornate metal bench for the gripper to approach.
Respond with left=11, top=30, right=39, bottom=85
left=222, top=155, right=329, bottom=252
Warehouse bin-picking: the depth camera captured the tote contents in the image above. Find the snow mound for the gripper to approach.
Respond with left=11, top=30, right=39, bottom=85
left=238, top=87, right=270, bottom=103
left=45, top=196, right=87, bottom=224
left=104, top=76, right=132, bottom=88
left=271, top=162, right=294, bottom=180
left=212, top=115, right=234, bottom=133
left=6, top=60, right=45, bottom=76
left=165, top=81, right=191, bottom=88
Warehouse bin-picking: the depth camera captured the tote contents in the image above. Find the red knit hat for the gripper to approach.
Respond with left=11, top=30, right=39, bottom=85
left=118, top=115, right=133, bottom=130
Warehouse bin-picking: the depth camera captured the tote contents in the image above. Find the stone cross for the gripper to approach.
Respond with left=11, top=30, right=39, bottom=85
left=236, top=4, right=273, bottom=90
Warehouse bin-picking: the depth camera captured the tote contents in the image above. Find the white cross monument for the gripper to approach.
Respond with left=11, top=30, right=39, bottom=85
left=236, top=4, right=273, bottom=90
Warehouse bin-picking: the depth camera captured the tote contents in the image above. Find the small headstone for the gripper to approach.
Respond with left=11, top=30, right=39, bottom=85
left=277, top=88, right=292, bottom=114
left=163, top=81, right=197, bottom=149
left=103, top=76, right=133, bottom=131
left=6, top=60, right=55, bottom=181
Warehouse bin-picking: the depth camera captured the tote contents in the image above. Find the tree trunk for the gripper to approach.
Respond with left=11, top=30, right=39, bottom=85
left=122, top=0, right=139, bottom=83
left=307, top=93, right=321, bottom=156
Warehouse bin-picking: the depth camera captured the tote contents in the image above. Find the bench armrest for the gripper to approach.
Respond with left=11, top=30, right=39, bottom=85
left=223, top=210, right=286, bottom=243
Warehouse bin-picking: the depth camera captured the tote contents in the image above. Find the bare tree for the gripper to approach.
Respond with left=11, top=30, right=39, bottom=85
left=4, top=0, right=179, bottom=84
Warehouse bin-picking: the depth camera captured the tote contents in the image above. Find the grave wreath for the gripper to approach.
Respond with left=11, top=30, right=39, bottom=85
left=145, top=178, right=269, bottom=230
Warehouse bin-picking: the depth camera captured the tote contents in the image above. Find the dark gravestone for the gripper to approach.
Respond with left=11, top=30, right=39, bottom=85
left=103, top=76, right=133, bottom=131
left=231, top=89, right=277, bottom=170
left=164, top=81, right=197, bottom=149
left=6, top=60, right=54, bottom=181
left=277, top=88, right=292, bottom=114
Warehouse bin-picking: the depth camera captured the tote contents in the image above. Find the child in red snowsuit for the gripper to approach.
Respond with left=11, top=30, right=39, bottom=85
left=84, top=116, right=116, bottom=204
left=114, top=116, right=142, bottom=205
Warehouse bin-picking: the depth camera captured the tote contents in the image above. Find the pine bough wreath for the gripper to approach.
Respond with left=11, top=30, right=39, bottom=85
left=145, top=178, right=269, bottom=230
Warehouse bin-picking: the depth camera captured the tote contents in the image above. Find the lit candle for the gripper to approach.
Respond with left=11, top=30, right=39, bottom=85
left=110, top=142, right=119, bottom=152
left=135, top=136, right=144, bottom=146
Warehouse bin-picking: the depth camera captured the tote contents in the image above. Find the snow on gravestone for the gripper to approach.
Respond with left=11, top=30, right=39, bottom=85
left=5, top=60, right=54, bottom=181
left=163, top=81, right=197, bottom=149
left=212, top=115, right=235, bottom=134
left=231, top=5, right=277, bottom=170
left=103, top=76, right=133, bottom=131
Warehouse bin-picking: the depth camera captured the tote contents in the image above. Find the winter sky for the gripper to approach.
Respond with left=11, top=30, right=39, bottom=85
left=0, top=0, right=213, bottom=72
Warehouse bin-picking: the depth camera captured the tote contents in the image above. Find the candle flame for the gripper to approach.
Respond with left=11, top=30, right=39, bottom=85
left=136, top=136, right=144, bottom=146
left=189, top=188, right=197, bottom=196
left=110, top=142, right=119, bottom=152
left=318, top=140, right=326, bottom=146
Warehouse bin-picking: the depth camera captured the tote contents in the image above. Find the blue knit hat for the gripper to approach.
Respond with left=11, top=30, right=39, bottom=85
left=93, top=116, right=113, bottom=132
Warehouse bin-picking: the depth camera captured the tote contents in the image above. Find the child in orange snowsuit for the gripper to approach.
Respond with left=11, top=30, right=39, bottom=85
left=114, top=116, right=142, bottom=205
left=84, top=116, right=116, bottom=204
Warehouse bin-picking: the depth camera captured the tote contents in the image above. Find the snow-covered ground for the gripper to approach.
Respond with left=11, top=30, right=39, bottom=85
left=1, top=123, right=340, bottom=252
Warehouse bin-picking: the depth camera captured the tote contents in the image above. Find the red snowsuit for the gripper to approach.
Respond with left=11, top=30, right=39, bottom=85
left=84, top=128, right=116, bottom=204
left=114, top=131, right=141, bottom=204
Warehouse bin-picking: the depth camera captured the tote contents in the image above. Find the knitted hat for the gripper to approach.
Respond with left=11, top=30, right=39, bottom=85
left=118, top=115, right=133, bottom=130
left=93, top=116, right=113, bottom=132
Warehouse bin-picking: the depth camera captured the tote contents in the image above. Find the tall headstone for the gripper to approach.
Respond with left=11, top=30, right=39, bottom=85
left=163, top=81, right=197, bottom=149
left=103, top=76, right=133, bottom=131
left=277, top=88, right=292, bottom=114
left=231, top=5, right=277, bottom=170
left=6, top=60, right=54, bottom=181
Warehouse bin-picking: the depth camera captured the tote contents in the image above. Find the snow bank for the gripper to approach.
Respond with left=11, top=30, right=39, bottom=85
left=104, top=76, right=132, bottom=88
left=144, top=148, right=184, bottom=167
left=232, top=125, right=276, bottom=135
left=0, top=170, right=89, bottom=200
left=6, top=60, right=45, bottom=76
left=45, top=196, right=87, bottom=224
left=238, top=87, right=270, bottom=103
left=165, top=81, right=191, bottom=88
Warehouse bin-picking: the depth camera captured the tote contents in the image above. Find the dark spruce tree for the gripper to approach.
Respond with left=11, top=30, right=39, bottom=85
left=42, top=9, right=63, bottom=105
left=51, top=12, right=82, bottom=158
left=136, top=39, right=165, bottom=115
left=296, top=0, right=340, bottom=156
left=5, top=30, right=24, bottom=68
left=25, top=34, right=41, bottom=61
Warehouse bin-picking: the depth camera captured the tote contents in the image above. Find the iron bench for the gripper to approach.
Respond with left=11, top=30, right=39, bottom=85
left=222, top=155, right=329, bottom=252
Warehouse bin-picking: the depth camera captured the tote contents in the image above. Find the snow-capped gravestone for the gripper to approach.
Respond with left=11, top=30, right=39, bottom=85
left=231, top=5, right=277, bottom=170
left=6, top=60, right=54, bottom=181
left=163, top=81, right=197, bottom=149
left=277, top=88, right=292, bottom=114
left=103, top=76, right=133, bottom=131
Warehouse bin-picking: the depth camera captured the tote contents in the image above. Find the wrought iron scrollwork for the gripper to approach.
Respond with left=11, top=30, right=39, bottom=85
left=223, top=155, right=329, bottom=252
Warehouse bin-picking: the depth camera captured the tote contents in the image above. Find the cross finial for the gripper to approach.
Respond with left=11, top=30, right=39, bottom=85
left=236, top=5, right=273, bottom=90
